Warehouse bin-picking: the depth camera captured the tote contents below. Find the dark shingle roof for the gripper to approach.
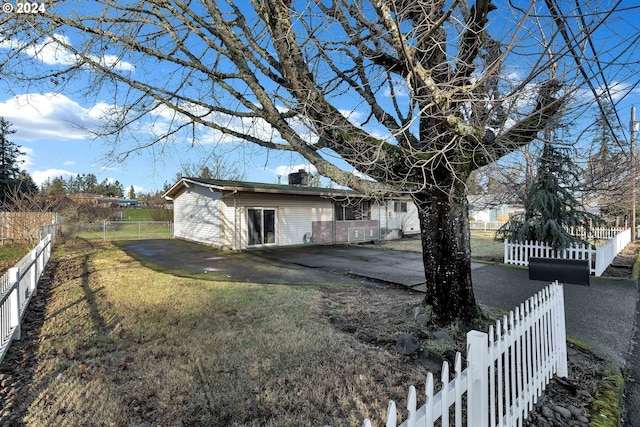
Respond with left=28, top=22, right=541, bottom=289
left=163, top=177, right=361, bottom=200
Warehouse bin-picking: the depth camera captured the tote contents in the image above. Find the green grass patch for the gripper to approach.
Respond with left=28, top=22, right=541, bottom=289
left=632, top=250, right=640, bottom=281
left=126, top=208, right=173, bottom=221
left=567, top=336, right=591, bottom=351
left=590, top=366, right=624, bottom=427
left=70, top=221, right=173, bottom=241
left=0, top=242, right=29, bottom=261
left=0, top=242, right=30, bottom=274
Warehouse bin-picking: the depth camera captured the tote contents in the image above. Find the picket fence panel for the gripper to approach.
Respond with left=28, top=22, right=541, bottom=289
left=568, top=226, right=626, bottom=240
left=593, top=228, right=631, bottom=276
left=503, top=227, right=631, bottom=276
left=469, top=221, right=506, bottom=231
left=363, top=283, right=566, bottom=427
left=0, top=233, right=53, bottom=366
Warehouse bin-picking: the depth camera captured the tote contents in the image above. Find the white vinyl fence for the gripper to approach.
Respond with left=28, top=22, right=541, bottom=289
left=469, top=221, right=506, bottom=231
left=504, top=228, right=631, bottom=276
left=0, top=233, right=53, bottom=366
left=569, top=226, right=627, bottom=240
left=364, top=283, right=567, bottom=427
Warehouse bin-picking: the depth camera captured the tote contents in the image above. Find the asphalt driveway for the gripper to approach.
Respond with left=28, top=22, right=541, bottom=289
left=120, top=239, right=638, bottom=367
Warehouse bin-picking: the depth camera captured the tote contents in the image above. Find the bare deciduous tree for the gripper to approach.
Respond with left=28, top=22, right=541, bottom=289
left=1, top=1, right=634, bottom=322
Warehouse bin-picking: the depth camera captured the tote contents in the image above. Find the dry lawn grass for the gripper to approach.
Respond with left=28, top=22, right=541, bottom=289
left=381, top=230, right=504, bottom=261
left=4, top=240, right=432, bottom=427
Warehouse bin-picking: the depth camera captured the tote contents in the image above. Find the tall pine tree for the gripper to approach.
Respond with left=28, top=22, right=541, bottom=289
left=0, top=117, right=26, bottom=203
left=497, top=142, right=600, bottom=249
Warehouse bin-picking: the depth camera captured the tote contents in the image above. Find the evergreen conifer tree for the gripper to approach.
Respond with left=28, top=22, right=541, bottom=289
left=497, top=142, right=600, bottom=249
left=0, top=117, right=26, bottom=203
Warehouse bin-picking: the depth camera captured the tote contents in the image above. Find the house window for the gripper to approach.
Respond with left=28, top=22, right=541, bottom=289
left=335, top=200, right=370, bottom=220
left=394, top=202, right=407, bottom=213
left=247, top=208, right=276, bottom=246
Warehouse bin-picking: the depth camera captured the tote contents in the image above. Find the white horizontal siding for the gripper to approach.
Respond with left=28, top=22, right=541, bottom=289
left=373, top=199, right=420, bottom=235
left=219, top=192, right=332, bottom=249
left=173, top=186, right=221, bottom=245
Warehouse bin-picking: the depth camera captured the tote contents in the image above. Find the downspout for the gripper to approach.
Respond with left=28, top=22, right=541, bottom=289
left=332, top=199, right=336, bottom=244
left=234, top=190, right=239, bottom=251
left=220, top=189, right=240, bottom=251
left=378, top=199, right=382, bottom=241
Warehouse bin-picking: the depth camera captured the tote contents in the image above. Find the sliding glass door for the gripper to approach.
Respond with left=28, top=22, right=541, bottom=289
left=247, top=208, right=276, bottom=246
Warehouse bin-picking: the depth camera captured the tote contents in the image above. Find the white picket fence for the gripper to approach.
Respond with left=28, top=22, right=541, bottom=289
left=364, top=283, right=567, bottom=427
left=569, top=226, right=627, bottom=240
left=503, top=227, right=631, bottom=276
left=0, top=233, right=53, bottom=366
left=469, top=221, right=506, bottom=231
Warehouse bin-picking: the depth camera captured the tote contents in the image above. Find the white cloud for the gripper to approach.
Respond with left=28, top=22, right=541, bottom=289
left=383, top=78, right=410, bottom=98
left=132, top=185, right=145, bottom=193
left=1, top=35, right=135, bottom=71
left=575, top=80, right=640, bottom=104
left=16, top=145, right=33, bottom=165
left=32, top=169, right=77, bottom=187
left=351, top=168, right=374, bottom=181
left=0, top=93, right=109, bottom=141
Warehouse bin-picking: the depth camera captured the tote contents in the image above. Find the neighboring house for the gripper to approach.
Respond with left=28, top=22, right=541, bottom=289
left=67, top=193, right=138, bottom=208
left=163, top=172, right=420, bottom=250
left=467, top=194, right=523, bottom=223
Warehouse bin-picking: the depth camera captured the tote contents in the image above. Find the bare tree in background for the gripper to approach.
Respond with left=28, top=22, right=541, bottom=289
left=1, top=1, right=635, bottom=322
left=582, top=101, right=631, bottom=225
left=0, top=185, right=61, bottom=246
left=179, top=158, right=247, bottom=182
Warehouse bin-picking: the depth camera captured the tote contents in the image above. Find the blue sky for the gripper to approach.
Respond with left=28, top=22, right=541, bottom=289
left=0, top=91, right=317, bottom=194
left=0, top=1, right=639, bottom=195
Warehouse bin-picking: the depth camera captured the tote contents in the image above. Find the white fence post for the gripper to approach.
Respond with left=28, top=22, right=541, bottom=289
left=504, top=238, right=509, bottom=264
left=8, top=268, right=21, bottom=341
left=552, top=283, right=568, bottom=377
left=29, top=246, right=37, bottom=298
left=467, top=331, right=489, bottom=427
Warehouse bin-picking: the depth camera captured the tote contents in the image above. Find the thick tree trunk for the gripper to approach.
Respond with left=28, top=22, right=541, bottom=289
left=413, top=186, right=479, bottom=324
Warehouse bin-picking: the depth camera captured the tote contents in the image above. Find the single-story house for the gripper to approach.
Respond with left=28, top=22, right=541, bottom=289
left=467, top=194, right=523, bottom=223
left=163, top=172, right=419, bottom=250
left=67, top=193, right=139, bottom=208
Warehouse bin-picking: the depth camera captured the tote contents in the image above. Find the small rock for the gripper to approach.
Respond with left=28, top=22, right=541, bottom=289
left=552, top=405, right=572, bottom=419
left=576, top=415, right=589, bottom=424
left=432, top=330, right=453, bottom=341
left=418, top=350, right=445, bottom=372
left=415, top=313, right=430, bottom=326
left=541, top=405, right=555, bottom=419
left=569, top=420, right=588, bottom=427
left=395, top=334, right=420, bottom=355
left=566, top=404, right=582, bottom=418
